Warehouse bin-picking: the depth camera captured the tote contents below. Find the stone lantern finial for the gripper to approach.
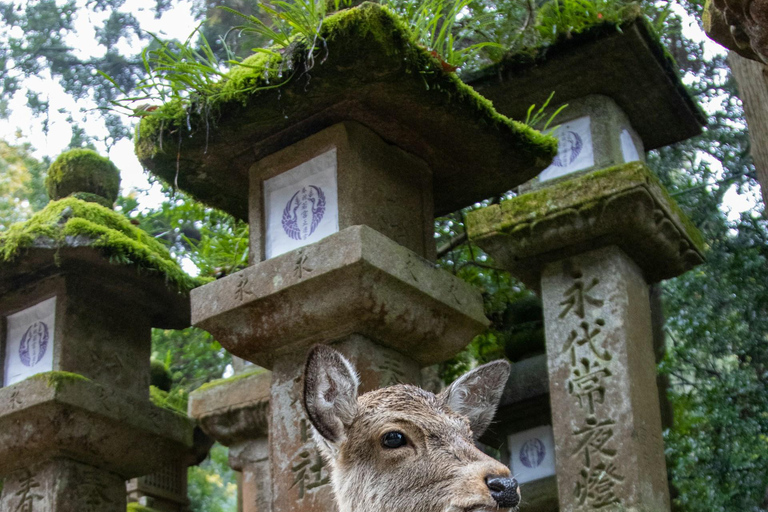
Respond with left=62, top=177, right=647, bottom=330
left=45, top=148, right=121, bottom=208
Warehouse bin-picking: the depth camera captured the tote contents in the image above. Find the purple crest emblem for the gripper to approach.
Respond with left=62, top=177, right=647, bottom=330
left=19, top=321, right=49, bottom=367
left=552, top=130, right=583, bottom=167
left=282, top=185, right=326, bottom=241
left=519, top=438, right=546, bottom=468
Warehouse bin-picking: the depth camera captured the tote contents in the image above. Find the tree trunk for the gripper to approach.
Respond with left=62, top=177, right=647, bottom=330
left=729, top=51, right=768, bottom=207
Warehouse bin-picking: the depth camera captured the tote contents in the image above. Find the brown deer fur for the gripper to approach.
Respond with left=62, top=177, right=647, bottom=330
left=303, top=345, right=520, bottom=512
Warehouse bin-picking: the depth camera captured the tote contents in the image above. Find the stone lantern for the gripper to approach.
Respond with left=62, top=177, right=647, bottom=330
left=188, top=365, right=272, bottom=512
left=467, top=17, right=707, bottom=512
left=0, top=149, right=197, bottom=512
left=136, top=4, right=556, bottom=512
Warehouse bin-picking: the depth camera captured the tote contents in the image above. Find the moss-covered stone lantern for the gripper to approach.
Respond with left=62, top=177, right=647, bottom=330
left=135, top=4, right=556, bottom=511
left=467, top=19, right=707, bottom=512
left=0, top=150, right=199, bottom=512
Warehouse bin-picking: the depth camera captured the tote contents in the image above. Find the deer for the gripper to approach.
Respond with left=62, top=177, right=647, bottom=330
left=303, top=344, right=520, bottom=512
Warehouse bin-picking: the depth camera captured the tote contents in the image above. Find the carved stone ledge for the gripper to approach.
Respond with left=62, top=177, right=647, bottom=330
left=0, top=374, right=194, bottom=478
left=191, top=225, right=489, bottom=368
left=188, top=369, right=271, bottom=448
left=467, top=162, right=705, bottom=288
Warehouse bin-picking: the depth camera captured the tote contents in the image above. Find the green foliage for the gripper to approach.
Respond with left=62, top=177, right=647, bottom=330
left=0, top=140, right=49, bottom=230
left=536, top=0, right=639, bottom=41
left=148, top=385, right=189, bottom=415
left=150, top=359, right=173, bottom=391
left=187, top=443, right=238, bottom=512
left=523, top=91, right=568, bottom=133
left=126, top=503, right=162, bottom=512
left=152, top=327, right=233, bottom=394
left=45, top=149, right=121, bottom=204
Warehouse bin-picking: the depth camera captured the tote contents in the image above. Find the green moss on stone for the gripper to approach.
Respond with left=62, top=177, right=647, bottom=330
left=149, top=385, right=189, bottom=416
left=467, top=161, right=706, bottom=251
left=135, top=2, right=556, bottom=165
left=28, top=371, right=90, bottom=391
left=150, top=359, right=172, bottom=391
left=127, top=503, right=163, bottom=512
left=45, top=149, right=121, bottom=205
left=194, top=368, right=268, bottom=394
left=0, top=197, right=201, bottom=293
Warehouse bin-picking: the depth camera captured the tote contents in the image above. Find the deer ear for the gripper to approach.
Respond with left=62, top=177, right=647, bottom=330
left=438, top=360, right=510, bottom=439
left=303, top=345, right=360, bottom=444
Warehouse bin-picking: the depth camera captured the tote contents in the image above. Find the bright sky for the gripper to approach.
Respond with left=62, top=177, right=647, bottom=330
left=0, top=0, right=199, bottom=209
left=0, top=0, right=759, bottom=221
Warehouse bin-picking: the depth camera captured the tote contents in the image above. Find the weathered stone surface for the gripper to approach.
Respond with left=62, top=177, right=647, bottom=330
left=0, top=246, right=190, bottom=330
left=469, top=18, right=705, bottom=152
left=521, top=95, right=645, bottom=191
left=0, top=373, right=194, bottom=479
left=467, top=162, right=705, bottom=288
left=191, top=225, right=488, bottom=368
left=268, top=336, right=420, bottom=512
left=0, top=458, right=126, bottom=512
left=189, top=369, right=271, bottom=447
left=704, top=0, right=768, bottom=63
left=135, top=4, right=556, bottom=221
left=249, top=121, right=434, bottom=262
left=126, top=462, right=191, bottom=512
left=541, top=246, right=670, bottom=511
left=0, top=271, right=154, bottom=396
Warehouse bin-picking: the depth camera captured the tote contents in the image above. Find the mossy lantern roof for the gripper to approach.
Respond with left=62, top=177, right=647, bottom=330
left=0, top=197, right=199, bottom=329
left=467, top=18, right=706, bottom=151
left=135, top=3, right=557, bottom=220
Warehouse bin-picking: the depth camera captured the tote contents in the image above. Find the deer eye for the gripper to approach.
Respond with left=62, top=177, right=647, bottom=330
left=381, top=431, right=408, bottom=449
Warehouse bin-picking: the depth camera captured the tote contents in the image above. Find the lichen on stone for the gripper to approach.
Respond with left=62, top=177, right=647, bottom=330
left=45, top=149, right=121, bottom=205
left=0, top=197, right=202, bottom=293
left=467, top=161, right=706, bottom=251
left=27, top=371, right=90, bottom=391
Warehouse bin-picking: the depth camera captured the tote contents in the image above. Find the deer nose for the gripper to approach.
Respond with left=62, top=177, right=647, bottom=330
left=485, top=475, right=520, bottom=508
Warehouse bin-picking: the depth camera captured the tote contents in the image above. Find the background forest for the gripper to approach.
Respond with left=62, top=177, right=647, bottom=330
left=0, top=0, right=766, bottom=510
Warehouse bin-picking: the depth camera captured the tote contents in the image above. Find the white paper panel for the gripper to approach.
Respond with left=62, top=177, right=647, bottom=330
left=620, top=128, right=641, bottom=163
left=508, top=425, right=556, bottom=484
left=264, top=148, right=339, bottom=260
left=539, top=116, right=595, bottom=182
left=4, top=297, right=56, bottom=387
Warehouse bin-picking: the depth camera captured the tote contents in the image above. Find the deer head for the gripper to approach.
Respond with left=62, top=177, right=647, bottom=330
left=303, top=344, right=519, bottom=512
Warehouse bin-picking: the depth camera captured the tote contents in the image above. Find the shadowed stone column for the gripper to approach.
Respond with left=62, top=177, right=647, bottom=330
left=469, top=163, right=705, bottom=511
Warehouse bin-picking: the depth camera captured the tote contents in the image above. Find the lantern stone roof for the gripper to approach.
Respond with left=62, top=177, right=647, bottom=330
left=467, top=161, right=706, bottom=287
left=467, top=17, right=707, bottom=151
left=135, top=2, right=557, bottom=220
left=0, top=197, right=202, bottom=327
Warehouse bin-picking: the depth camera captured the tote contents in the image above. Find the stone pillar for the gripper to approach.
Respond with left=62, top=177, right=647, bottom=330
left=1, top=459, right=125, bottom=511
left=541, top=246, right=668, bottom=510
left=188, top=369, right=273, bottom=512
left=468, top=162, right=705, bottom=511
left=190, top=123, right=491, bottom=512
